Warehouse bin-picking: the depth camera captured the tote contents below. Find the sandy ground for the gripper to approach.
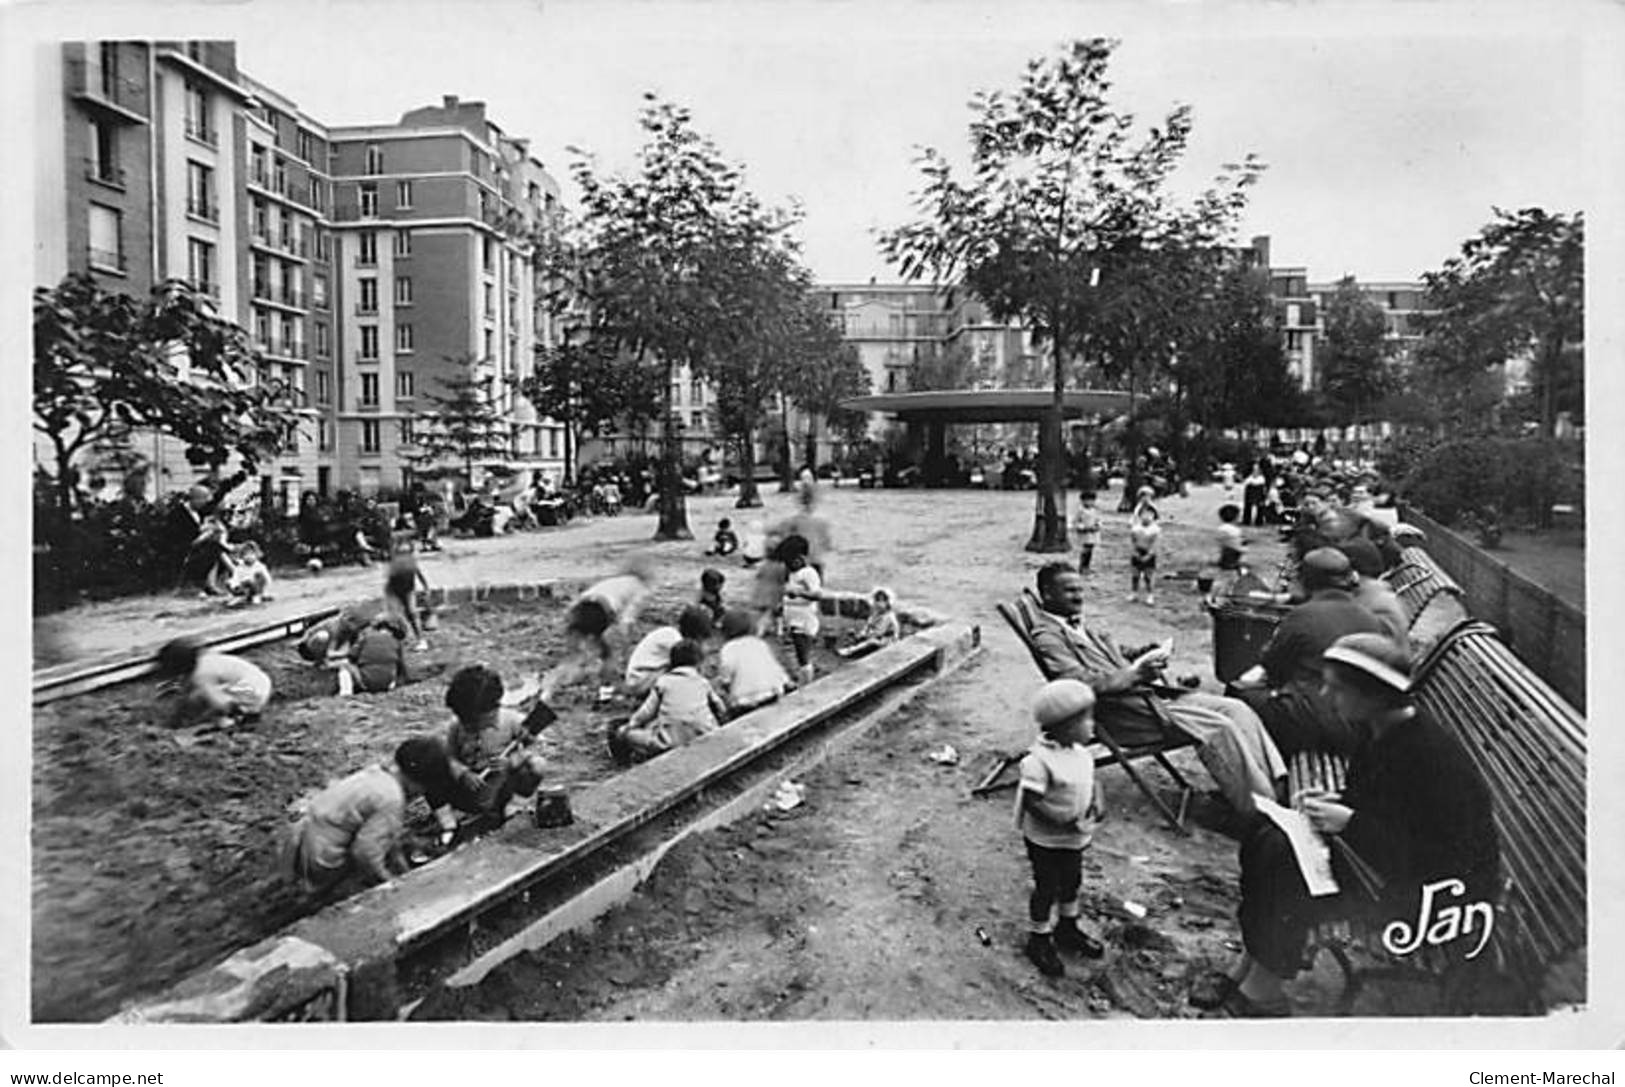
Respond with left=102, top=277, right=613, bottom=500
left=35, top=482, right=1473, bottom=1022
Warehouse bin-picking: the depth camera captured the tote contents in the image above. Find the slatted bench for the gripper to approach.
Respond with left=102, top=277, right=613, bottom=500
left=995, top=590, right=1197, bottom=834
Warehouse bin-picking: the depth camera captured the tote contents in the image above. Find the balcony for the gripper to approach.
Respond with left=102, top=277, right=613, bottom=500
left=87, top=246, right=127, bottom=273
left=186, top=197, right=218, bottom=224
left=184, top=118, right=217, bottom=148
left=66, top=58, right=147, bottom=123
left=84, top=157, right=128, bottom=190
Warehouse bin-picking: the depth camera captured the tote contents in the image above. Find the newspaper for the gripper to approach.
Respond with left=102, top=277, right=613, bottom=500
left=1253, top=794, right=1341, bottom=897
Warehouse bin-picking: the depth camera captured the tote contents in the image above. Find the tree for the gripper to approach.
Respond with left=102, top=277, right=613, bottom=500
left=905, top=338, right=992, bottom=393
left=880, top=38, right=1262, bottom=550
left=1172, top=258, right=1303, bottom=430
left=523, top=338, right=659, bottom=485
left=1317, top=276, right=1394, bottom=427
left=567, top=95, right=797, bottom=539
left=404, top=368, right=512, bottom=487
left=33, top=273, right=298, bottom=540
left=785, top=312, right=871, bottom=475
left=1416, top=207, right=1583, bottom=438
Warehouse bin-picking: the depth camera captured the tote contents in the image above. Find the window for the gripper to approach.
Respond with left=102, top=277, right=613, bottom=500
left=396, top=370, right=415, bottom=398
left=87, top=203, right=122, bottom=271
left=359, top=326, right=379, bottom=360
left=690, top=410, right=705, bottom=430
left=483, top=283, right=495, bottom=318
left=670, top=380, right=682, bottom=403
left=279, top=315, right=296, bottom=354
left=312, top=274, right=328, bottom=309
left=393, top=229, right=412, bottom=257
left=395, top=324, right=414, bottom=352
left=184, top=82, right=212, bottom=145
left=187, top=237, right=215, bottom=295
left=1286, top=303, right=1301, bottom=327
left=285, top=420, right=300, bottom=453
left=253, top=310, right=271, bottom=348
left=395, top=276, right=412, bottom=305
left=318, top=417, right=332, bottom=451
left=98, top=42, right=119, bottom=98
left=548, top=428, right=560, bottom=458
left=87, top=120, right=119, bottom=186
left=307, top=177, right=324, bottom=214
left=690, top=379, right=704, bottom=404
left=316, top=368, right=331, bottom=404
left=359, top=183, right=379, bottom=217
left=357, top=231, right=377, bottom=266
left=186, top=161, right=215, bottom=222
left=361, top=419, right=380, bottom=453
left=251, top=199, right=268, bottom=241
left=483, top=237, right=494, bottom=273
left=396, top=180, right=413, bottom=208
left=314, top=323, right=330, bottom=360
left=252, top=254, right=269, bottom=298
left=297, top=129, right=318, bottom=165
left=316, top=230, right=331, bottom=262
left=360, top=373, right=379, bottom=407
left=399, top=418, right=416, bottom=444
left=364, top=145, right=384, bottom=175
left=483, top=330, right=493, bottom=360
left=358, top=277, right=378, bottom=314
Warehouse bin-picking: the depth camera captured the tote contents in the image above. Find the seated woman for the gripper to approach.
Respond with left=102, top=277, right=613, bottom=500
left=1193, top=633, right=1499, bottom=1017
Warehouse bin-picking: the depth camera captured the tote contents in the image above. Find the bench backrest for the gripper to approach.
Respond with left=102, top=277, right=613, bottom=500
left=1411, top=620, right=1586, bottom=979
left=997, top=590, right=1061, bottom=680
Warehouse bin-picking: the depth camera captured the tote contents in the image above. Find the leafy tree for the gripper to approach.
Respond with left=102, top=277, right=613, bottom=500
left=33, top=273, right=297, bottom=541
left=1172, top=257, right=1303, bottom=430
left=404, top=367, right=511, bottom=487
left=1317, top=276, right=1394, bottom=426
left=1416, top=207, right=1583, bottom=438
left=567, top=95, right=797, bottom=539
left=880, top=38, right=1262, bottom=550
left=524, top=338, right=659, bottom=485
left=785, top=312, right=871, bottom=475
left=905, top=338, right=993, bottom=393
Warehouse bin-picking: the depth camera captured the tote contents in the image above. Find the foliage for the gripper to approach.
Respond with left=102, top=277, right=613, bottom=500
left=404, top=367, right=511, bottom=485
left=1414, top=208, right=1583, bottom=437
left=906, top=338, right=993, bottom=392
left=878, top=38, right=1263, bottom=550
left=566, top=95, right=799, bottom=539
left=784, top=315, right=871, bottom=474
left=523, top=338, right=659, bottom=484
left=1316, top=276, right=1395, bottom=426
left=33, top=274, right=299, bottom=540
left=1399, top=437, right=1579, bottom=528
left=1171, top=259, right=1305, bottom=429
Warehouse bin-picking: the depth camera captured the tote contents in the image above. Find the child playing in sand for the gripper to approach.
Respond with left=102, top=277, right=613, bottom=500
left=155, top=636, right=273, bottom=728
left=698, top=567, right=727, bottom=625
left=425, top=663, right=557, bottom=839
left=1016, top=679, right=1106, bottom=978
left=1129, top=504, right=1162, bottom=605
left=836, top=586, right=901, bottom=660
left=222, top=540, right=274, bottom=605
left=707, top=518, right=739, bottom=557
left=623, top=605, right=715, bottom=696
left=335, top=615, right=410, bottom=696
left=780, top=536, right=823, bottom=683
left=542, top=556, right=655, bottom=705
left=610, top=639, right=728, bottom=764
left=282, top=736, right=453, bottom=895
left=716, top=608, right=794, bottom=713
left=297, top=607, right=373, bottom=664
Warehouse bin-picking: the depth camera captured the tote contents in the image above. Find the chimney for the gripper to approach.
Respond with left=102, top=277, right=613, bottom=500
left=443, top=95, right=459, bottom=110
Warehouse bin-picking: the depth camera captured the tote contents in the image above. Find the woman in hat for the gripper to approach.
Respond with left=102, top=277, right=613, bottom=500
left=1230, top=547, right=1386, bottom=759
left=1192, top=633, right=1499, bottom=1017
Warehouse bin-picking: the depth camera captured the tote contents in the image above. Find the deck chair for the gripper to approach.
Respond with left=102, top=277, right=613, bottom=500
left=994, top=590, right=1197, bottom=834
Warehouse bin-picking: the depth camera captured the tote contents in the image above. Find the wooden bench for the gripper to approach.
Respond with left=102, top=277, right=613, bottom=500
left=994, top=590, right=1198, bottom=834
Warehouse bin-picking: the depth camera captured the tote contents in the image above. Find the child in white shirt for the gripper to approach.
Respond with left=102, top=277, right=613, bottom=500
left=780, top=536, right=823, bottom=683
left=1072, top=492, right=1102, bottom=574
left=717, top=609, right=794, bottom=712
left=1129, top=505, right=1162, bottom=605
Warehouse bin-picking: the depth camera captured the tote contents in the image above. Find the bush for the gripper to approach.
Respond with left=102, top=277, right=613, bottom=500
left=1400, top=437, right=1578, bottom=528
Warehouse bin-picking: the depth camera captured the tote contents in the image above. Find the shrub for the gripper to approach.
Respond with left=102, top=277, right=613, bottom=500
left=1400, top=437, right=1577, bottom=528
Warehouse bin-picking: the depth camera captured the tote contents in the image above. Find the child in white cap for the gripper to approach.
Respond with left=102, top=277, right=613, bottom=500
left=1016, top=678, right=1106, bottom=977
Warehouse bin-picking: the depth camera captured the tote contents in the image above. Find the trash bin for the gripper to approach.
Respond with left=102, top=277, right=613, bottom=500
left=1209, top=598, right=1291, bottom=683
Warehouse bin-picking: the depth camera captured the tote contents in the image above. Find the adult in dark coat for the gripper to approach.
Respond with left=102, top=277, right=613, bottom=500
left=1192, top=633, right=1499, bottom=1017
left=170, top=483, right=231, bottom=592
left=1231, top=548, right=1385, bottom=758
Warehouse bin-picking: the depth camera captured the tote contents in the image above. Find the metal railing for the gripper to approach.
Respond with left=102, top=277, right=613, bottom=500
left=184, top=118, right=217, bottom=148
left=88, top=246, right=126, bottom=272
left=84, top=158, right=126, bottom=188
left=186, top=197, right=218, bottom=223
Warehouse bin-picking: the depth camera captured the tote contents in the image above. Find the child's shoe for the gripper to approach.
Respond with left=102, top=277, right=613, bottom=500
left=336, top=668, right=355, bottom=697
left=1025, top=932, right=1065, bottom=978
left=596, top=684, right=617, bottom=705
left=1054, top=917, right=1105, bottom=958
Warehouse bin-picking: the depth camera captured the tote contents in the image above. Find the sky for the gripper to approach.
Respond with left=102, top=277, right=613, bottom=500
left=159, top=0, right=1610, bottom=287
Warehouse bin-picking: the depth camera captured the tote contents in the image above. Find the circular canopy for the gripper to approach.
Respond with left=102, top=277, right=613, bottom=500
left=839, top=388, right=1133, bottom=425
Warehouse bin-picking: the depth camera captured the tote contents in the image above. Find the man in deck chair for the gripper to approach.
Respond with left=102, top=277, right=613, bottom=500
left=1029, top=563, right=1286, bottom=819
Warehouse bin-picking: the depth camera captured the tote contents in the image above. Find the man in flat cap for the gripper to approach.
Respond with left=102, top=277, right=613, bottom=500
left=1231, top=547, right=1387, bottom=758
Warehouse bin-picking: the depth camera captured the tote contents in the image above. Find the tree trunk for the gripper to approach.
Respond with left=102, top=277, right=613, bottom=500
left=654, top=358, right=692, bottom=540
left=1120, top=370, right=1142, bottom=513
left=777, top=397, right=794, bottom=492
left=735, top=424, right=763, bottom=508
left=1026, top=335, right=1069, bottom=553
left=563, top=422, right=575, bottom=486
left=803, top=414, right=819, bottom=476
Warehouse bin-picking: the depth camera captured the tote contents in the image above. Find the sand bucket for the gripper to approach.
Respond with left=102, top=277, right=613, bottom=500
left=533, top=786, right=574, bottom=829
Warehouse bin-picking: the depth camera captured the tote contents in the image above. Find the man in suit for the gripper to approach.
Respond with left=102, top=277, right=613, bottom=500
left=170, top=483, right=230, bottom=593
left=1028, top=562, right=1286, bottom=816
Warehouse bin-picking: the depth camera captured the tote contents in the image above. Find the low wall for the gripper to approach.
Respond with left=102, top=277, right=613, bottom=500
left=1398, top=505, right=1585, bottom=711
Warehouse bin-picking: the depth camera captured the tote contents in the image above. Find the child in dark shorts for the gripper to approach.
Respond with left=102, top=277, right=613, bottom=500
left=1129, top=504, right=1161, bottom=605
left=1216, top=503, right=1245, bottom=571
left=708, top=518, right=739, bottom=557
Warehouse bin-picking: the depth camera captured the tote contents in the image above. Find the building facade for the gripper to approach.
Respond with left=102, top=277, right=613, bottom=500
left=36, top=41, right=566, bottom=506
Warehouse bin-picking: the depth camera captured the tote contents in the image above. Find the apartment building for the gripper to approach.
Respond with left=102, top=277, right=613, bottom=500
left=37, top=42, right=565, bottom=505
left=1307, top=279, right=1432, bottom=372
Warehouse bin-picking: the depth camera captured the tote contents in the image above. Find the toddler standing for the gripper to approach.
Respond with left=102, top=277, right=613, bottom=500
left=780, top=536, right=823, bottom=683
left=1016, top=679, right=1106, bottom=978
left=1072, top=492, right=1102, bottom=573
left=1129, top=504, right=1162, bottom=605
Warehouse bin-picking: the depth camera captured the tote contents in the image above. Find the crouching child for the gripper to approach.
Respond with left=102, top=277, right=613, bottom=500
left=610, top=639, right=726, bottom=764
left=335, top=615, right=410, bottom=696
left=427, top=663, right=558, bottom=841
left=1017, top=679, right=1106, bottom=978
left=281, top=736, right=453, bottom=897
left=156, top=636, right=272, bottom=728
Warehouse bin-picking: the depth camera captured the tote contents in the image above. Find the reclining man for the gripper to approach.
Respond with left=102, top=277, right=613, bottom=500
left=1028, top=563, right=1286, bottom=819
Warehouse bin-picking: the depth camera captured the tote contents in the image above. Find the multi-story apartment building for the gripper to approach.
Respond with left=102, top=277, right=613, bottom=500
left=1307, top=279, right=1432, bottom=373
left=36, top=43, right=565, bottom=506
